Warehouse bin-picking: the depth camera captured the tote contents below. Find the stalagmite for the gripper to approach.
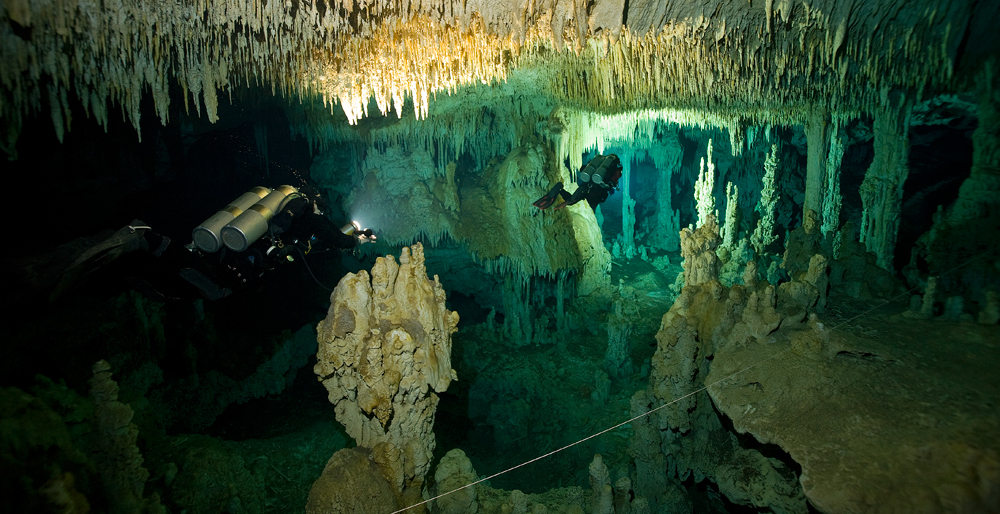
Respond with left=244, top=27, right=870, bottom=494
left=751, top=144, right=780, bottom=255
left=308, top=448, right=400, bottom=512
left=777, top=253, right=829, bottom=311
left=89, top=360, right=162, bottom=514
left=605, top=279, right=636, bottom=379
left=680, top=214, right=721, bottom=287
left=314, top=243, right=459, bottom=505
left=919, top=275, right=938, bottom=319
left=721, top=182, right=740, bottom=249
left=589, top=454, right=614, bottom=514
left=694, top=139, right=717, bottom=229
left=432, top=449, right=479, bottom=514
left=979, top=291, right=1000, bottom=325
left=648, top=217, right=808, bottom=513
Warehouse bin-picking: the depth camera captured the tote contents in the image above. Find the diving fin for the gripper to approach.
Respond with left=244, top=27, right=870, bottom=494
left=533, top=183, right=564, bottom=209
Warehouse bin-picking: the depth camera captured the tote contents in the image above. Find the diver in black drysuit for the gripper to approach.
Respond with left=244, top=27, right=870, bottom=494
left=266, top=194, right=370, bottom=260
left=43, top=192, right=376, bottom=303
left=170, top=194, right=374, bottom=301
left=533, top=154, right=623, bottom=211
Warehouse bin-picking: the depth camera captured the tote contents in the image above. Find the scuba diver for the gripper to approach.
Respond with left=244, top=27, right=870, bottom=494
left=533, top=154, right=623, bottom=211
left=171, top=184, right=375, bottom=301
left=30, top=185, right=375, bottom=304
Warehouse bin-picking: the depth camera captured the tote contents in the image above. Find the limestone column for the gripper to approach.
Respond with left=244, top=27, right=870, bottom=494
left=804, top=106, right=830, bottom=224
left=859, top=100, right=911, bottom=270
left=821, top=122, right=845, bottom=237
left=646, top=128, right=684, bottom=252
left=618, top=150, right=637, bottom=259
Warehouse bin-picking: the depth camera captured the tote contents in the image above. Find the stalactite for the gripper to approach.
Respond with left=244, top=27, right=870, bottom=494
left=293, top=86, right=541, bottom=172
left=502, top=273, right=533, bottom=346
left=0, top=0, right=983, bottom=172
left=555, top=269, right=570, bottom=334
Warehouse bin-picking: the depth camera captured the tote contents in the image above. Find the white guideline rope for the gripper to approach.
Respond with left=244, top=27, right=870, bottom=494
left=391, top=251, right=991, bottom=514
left=391, top=349, right=789, bottom=514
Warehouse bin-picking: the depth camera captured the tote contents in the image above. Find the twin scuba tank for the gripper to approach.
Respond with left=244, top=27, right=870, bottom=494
left=576, top=154, right=621, bottom=189
left=191, top=185, right=299, bottom=254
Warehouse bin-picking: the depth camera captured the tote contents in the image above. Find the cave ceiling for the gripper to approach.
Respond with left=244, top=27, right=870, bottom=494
left=1, top=0, right=997, bottom=155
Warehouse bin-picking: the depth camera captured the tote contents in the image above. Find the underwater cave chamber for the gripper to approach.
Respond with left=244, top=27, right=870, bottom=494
left=1, top=0, right=998, bottom=513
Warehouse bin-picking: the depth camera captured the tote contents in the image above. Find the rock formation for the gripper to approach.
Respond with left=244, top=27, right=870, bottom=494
left=90, top=360, right=164, bottom=514
left=778, top=253, right=830, bottom=312
left=708, top=303, right=1000, bottom=514
left=588, top=454, right=614, bottom=514
left=781, top=209, right=824, bottom=280
left=638, top=220, right=809, bottom=513
left=313, top=242, right=459, bottom=507
left=751, top=144, right=781, bottom=256
left=0, top=386, right=91, bottom=513
left=828, top=221, right=898, bottom=300
left=604, top=280, right=637, bottom=379
left=678, top=214, right=721, bottom=287
left=1, top=1, right=997, bottom=513
left=431, top=449, right=479, bottom=514
left=306, top=448, right=400, bottom=514
left=642, top=211, right=1000, bottom=514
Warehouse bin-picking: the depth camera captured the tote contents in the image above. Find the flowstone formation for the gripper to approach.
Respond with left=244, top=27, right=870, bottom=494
left=636, top=211, right=1000, bottom=513
left=707, top=300, right=1000, bottom=513
left=333, top=138, right=612, bottom=344
left=633, top=219, right=809, bottom=514
left=339, top=140, right=611, bottom=287
left=312, top=242, right=459, bottom=508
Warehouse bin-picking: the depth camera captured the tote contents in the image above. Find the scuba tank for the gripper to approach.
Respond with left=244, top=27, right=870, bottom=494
left=341, top=220, right=361, bottom=235
left=192, top=187, right=271, bottom=253
left=220, top=185, right=299, bottom=252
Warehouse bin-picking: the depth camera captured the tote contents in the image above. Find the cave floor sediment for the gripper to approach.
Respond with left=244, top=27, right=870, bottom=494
left=708, top=291, right=1000, bottom=513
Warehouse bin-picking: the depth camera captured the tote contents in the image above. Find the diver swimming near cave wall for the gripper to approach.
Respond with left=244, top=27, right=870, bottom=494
left=533, top=154, right=623, bottom=211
